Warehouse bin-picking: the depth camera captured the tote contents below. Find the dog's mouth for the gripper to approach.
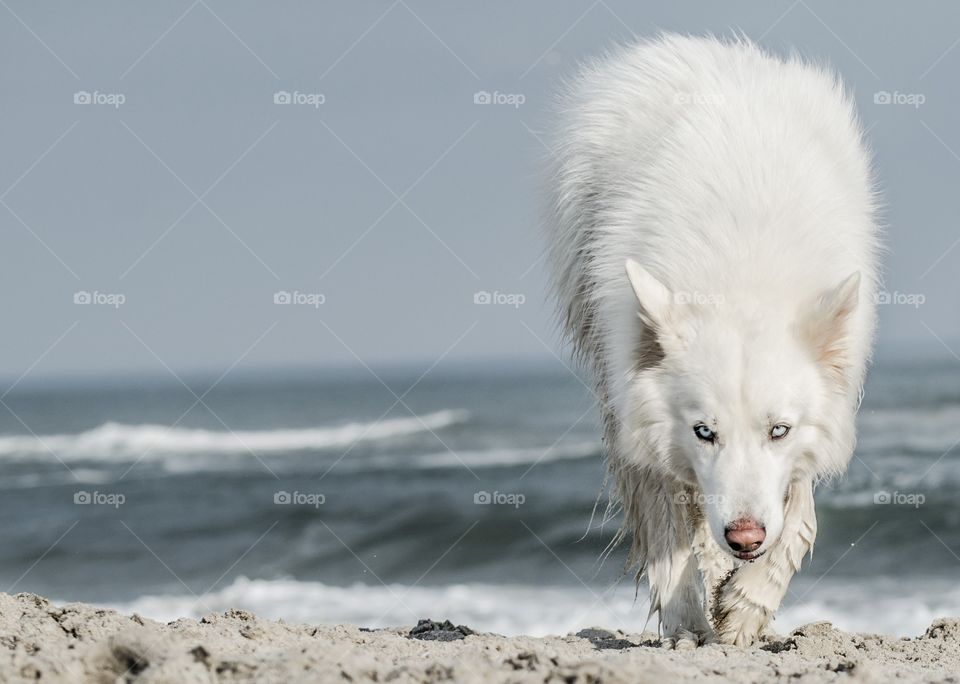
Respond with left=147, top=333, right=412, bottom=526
left=733, top=549, right=765, bottom=561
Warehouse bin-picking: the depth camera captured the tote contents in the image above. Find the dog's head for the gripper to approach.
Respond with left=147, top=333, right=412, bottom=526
left=623, top=259, right=861, bottom=560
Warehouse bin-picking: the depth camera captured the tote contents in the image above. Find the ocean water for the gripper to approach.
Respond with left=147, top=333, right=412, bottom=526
left=0, top=360, right=957, bottom=638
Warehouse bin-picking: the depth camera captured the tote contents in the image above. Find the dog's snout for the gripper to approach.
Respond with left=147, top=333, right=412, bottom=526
left=724, top=518, right=766, bottom=553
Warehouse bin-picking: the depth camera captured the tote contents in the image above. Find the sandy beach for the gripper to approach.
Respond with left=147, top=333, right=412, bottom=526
left=2, top=592, right=957, bottom=683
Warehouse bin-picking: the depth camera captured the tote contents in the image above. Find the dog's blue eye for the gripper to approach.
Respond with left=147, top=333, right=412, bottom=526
left=770, top=424, right=790, bottom=440
left=694, top=424, right=715, bottom=442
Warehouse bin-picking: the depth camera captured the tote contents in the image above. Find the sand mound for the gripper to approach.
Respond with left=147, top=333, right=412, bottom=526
left=1, top=592, right=957, bottom=683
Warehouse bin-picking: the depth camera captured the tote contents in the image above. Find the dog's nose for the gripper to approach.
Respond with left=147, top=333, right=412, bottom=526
left=724, top=519, right=766, bottom=553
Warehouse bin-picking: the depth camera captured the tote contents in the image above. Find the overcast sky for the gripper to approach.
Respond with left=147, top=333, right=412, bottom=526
left=1, top=1, right=958, bottom=383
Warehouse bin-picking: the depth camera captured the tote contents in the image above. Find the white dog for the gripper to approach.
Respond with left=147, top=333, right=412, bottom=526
left=546, top=35, right=880, bottom=647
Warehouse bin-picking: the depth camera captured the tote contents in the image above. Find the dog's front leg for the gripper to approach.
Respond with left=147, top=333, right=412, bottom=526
left=625, top=469, right=714, bottom=648
left=648, top=540, right=715, bottom=648
left=712, top=479, right=817, bottom=646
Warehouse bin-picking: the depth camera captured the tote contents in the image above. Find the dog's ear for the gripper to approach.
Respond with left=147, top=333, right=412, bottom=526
left=625, top=259, right=674, bottom=332
left=800, top=271, right=861, bottom=385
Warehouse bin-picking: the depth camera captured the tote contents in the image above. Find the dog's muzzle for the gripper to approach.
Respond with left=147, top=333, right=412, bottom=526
left=724, top=518, right=766, bottom=559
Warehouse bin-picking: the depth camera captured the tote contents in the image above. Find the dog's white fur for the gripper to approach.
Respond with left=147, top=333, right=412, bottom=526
left=545, top=35, right=880, bottom=647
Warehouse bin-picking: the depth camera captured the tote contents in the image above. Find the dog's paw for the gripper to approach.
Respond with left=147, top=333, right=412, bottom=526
left=660, top=625, right=715, bottom=650
left=660, top=604, right=716, bottom=649
left=713, top=600, right=769, bottom=647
